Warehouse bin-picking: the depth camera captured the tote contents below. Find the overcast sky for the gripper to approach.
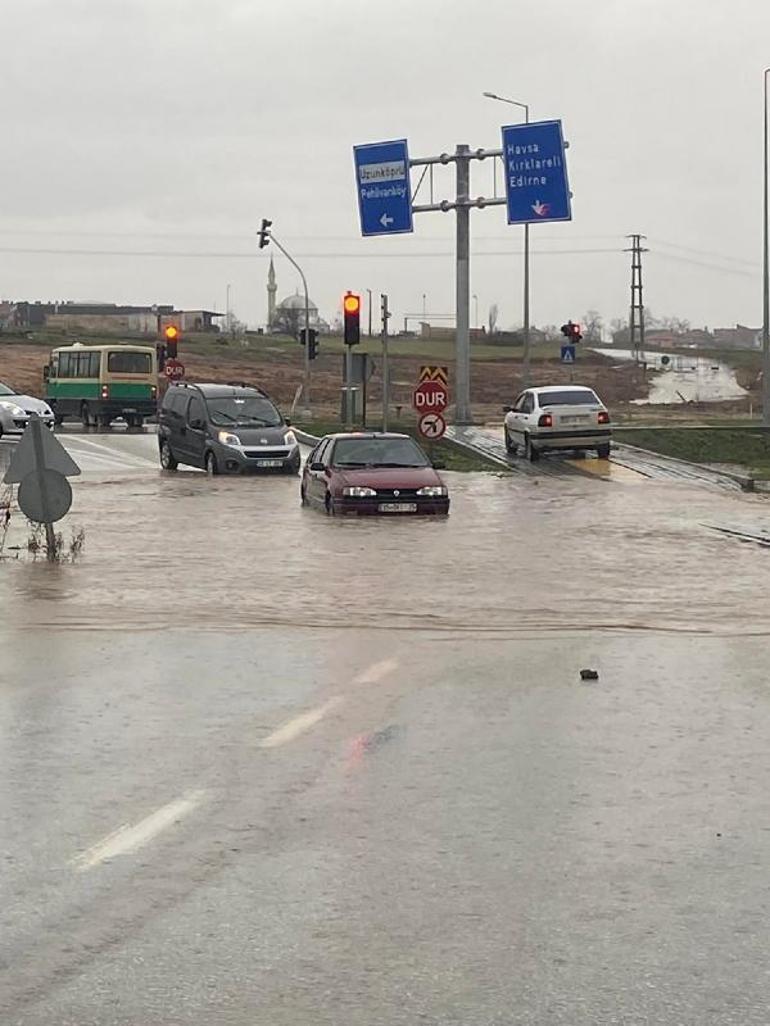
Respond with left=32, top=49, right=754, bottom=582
left=2, top=0, right=769, bottom=334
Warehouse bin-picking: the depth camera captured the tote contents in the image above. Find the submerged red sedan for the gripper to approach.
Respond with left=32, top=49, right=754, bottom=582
left=301, top=432, right=450, bottom=515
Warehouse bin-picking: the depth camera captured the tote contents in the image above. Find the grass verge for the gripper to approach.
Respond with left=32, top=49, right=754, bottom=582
left=614, top=427, right=770, bottom=478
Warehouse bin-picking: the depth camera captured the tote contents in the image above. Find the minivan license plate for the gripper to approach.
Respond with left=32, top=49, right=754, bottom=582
left=256, top=459, right=283, bottom=468
left=379, top=502, right=417, bottom=513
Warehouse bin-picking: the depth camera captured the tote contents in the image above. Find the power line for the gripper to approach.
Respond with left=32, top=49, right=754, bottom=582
left=0, top=245, right=622, bottom=260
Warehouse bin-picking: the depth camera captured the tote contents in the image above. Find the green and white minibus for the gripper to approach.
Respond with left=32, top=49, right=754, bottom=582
left=44, top=344, right=158, bottom=428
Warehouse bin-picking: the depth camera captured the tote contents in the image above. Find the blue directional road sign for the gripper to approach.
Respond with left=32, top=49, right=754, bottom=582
left=561, top=344, right=576, bottom=364
left=501, top=119, right=571, bottom=225
left=353, top=139, right=413, bottom=238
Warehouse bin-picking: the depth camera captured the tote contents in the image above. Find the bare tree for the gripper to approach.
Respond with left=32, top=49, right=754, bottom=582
left=581, top=309, right=604, bottom=343
left=658, top=315, right=691, bottom=335
left=609, top=317, right=628, bottom=343
left=488, top=303, right=499, bottom=335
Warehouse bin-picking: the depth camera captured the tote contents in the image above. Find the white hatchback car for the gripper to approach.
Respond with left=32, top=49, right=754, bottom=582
left=0, top=380, right=55, bottom=438
left=503, top=385, right=611, bottom=462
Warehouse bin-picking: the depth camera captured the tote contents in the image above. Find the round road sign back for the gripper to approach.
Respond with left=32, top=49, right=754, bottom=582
left=17, top=470, right=73, bottom=523
left=418, top=412, right=447, bottom=440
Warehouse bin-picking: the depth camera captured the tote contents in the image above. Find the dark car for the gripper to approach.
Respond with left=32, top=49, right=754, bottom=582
left=158, top=382, right=300, bottom=475
left=301, top=432, right=450, bottom=515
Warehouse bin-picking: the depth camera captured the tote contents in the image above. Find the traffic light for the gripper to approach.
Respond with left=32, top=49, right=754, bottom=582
left=164, top=324, right=180, bottom=358
left=258, top=218, right=272, bottom=249
left=299, top=328, right=319, bottom=360
left=560, top=320, right=583, bottom=343
left=343, top=292, right=361, bottom=345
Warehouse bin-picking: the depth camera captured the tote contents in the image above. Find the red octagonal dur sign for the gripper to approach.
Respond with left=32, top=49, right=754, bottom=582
left=412, top=379, right=448, bottom=415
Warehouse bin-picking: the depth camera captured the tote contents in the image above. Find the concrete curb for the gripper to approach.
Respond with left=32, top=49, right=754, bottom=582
left=613, top=441, right=756, bottom=492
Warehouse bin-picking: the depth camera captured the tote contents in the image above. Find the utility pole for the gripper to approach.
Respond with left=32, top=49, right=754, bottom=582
left=625, top=234, right=648, bottom=361
left=367, top=288, right=373, bottom=337
left=381, top=294, right=391, bottom=431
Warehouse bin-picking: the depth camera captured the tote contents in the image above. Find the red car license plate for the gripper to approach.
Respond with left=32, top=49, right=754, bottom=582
left=378, top=502, right=418, bottom=513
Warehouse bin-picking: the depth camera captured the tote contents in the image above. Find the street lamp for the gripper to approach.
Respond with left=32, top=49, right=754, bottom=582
left=367, top=288, right=373, bottom=336
left=763, top=69, right=770, bottom=425
left=472, top=293, right=479, bottom=329
left=483, top=90, right=531, bottom=386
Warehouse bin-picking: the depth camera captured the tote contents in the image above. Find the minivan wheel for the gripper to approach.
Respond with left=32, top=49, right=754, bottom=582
left=160, top=440, right=178, bottom=471
left=205, top=451, right=220, bottom=476
left=504, top=426, right=517, bottom=455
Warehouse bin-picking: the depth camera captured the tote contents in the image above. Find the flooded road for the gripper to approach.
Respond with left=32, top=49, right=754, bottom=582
left=2, top=427, right=767, bottom=636
left=3, top=428, right=770, bottom=1024
left=595, top=347, right=747, bottom=404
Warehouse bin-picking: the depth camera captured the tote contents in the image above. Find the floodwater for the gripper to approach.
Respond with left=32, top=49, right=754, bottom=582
left=595, top=347, right=747, bottom=404
left=2, top=431, right=770, bottom=637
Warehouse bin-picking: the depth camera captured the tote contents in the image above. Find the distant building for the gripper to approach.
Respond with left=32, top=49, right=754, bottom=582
left=713, top=324, right=761, bottom=350
left=4, top=300, right=222, bottom=335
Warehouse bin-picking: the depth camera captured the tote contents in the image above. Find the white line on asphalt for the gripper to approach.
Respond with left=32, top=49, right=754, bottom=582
left=353, top=658, right=399, bottom=685
left=62, top=435, right=157, bottom=467
left=260, top=696, right=342, bottom=749
left=73, top=790, right=206, bottom=870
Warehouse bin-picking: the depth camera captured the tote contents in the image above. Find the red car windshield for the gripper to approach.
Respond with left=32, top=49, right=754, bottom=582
left=331, top=437, right=430, bottom=468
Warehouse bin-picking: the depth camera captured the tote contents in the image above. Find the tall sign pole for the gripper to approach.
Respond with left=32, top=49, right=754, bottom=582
left=455, top=145, right=472, bottom=424
left=763, top=68, right=770, bottom=426
left=353, top=125, right=572, bottom=426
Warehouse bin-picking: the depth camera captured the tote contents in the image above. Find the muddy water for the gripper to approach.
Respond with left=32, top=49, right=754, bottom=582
left=2, top=446, right=770, bottom=636
left=595, top=347, right=747, bottom=404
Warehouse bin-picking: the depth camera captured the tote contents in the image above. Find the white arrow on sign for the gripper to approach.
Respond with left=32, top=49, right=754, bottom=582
left=531, top=200, right=549, bottom=216
left=379, top=213, right=394, bottom=228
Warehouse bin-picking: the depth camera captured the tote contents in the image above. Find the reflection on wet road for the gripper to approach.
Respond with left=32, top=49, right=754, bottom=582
left=3, top=427, right=770, bottom=1024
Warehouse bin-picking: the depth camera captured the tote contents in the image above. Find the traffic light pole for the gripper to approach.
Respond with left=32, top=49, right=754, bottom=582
left=269, top=234, right=311, bottom=414
left=381, top=294, right=391, bottom=432
left=411, top=146, right=506, bottom=425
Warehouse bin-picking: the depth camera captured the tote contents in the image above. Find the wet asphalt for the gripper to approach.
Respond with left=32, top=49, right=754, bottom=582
left=2, top=427, right=770, bottom=1025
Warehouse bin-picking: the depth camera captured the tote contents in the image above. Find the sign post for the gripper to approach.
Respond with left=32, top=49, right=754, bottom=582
left=414, top=366, right=448, bottom=440
left=354, top=140, right=414, bottom=237
left=3, top=415, right=81, bottom=560
left=501, top=119, right=572, bottom=225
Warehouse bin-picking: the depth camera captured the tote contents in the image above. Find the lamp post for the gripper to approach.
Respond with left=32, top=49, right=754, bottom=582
left=763, top=69, right=770, bottom=425
left=483, top=90, right=531, bottom=386
left=367, top=288, right=373, bottom=336
left=472, top=293, right=479, bottom=329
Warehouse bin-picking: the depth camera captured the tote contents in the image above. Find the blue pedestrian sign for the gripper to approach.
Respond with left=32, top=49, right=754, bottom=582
left=561, top=344, right=576, bottom=364
left=353, top=139, right=413, bottom=237
left=501, top=120, right=572, bottom=225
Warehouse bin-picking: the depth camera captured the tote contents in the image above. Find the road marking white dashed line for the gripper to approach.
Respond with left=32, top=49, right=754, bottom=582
left=73, top=790, right=206, bottom=870
left=260, top=696, right=343, bottom=749
left=353, top=658, right=399, bottom=685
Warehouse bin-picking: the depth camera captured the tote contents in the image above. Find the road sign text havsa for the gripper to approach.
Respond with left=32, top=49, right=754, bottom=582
left=353, top=139, right=414, bottom=238
left=501, top=119, right=572, bottom=225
